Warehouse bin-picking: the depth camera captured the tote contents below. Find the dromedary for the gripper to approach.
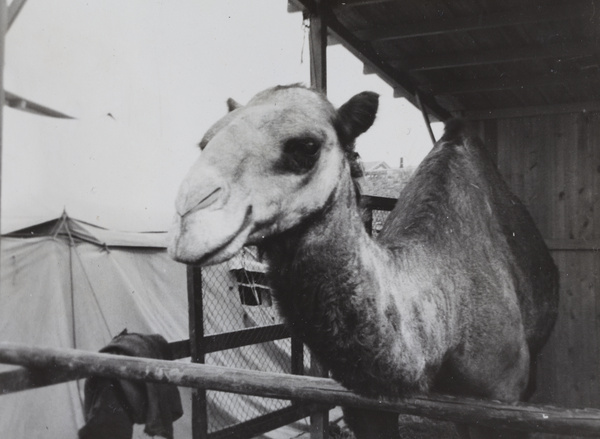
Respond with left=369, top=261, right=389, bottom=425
left=169, top=85, right=559, bottom=439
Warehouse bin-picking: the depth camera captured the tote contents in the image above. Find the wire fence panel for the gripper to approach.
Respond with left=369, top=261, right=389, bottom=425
left=201, top=256, right=308, bottom=433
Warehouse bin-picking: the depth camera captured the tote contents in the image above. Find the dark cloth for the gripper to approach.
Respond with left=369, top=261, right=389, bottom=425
left=78, top=378, right=133, bottom=439
left=79, top=331, right=183, bottom=439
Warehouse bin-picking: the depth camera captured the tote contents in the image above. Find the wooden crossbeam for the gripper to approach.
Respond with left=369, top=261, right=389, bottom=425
left=398, top=42, right=594, bottom=72
left=462, top=100, right=600, bottom=120
left=353, top=4, right=586, bottom=42
left=2, top=343, right=600, bottom=436
left=330, top=0, right=395, bottom=7
left=425, top=72, right=600, bottom=96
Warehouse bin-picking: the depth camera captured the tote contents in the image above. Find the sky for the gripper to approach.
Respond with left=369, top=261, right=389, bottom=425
left=1, top=0, right=443, bottom=233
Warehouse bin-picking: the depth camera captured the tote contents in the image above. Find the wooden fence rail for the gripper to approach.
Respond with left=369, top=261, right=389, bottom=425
left=2, top=342, right=600, bottom=436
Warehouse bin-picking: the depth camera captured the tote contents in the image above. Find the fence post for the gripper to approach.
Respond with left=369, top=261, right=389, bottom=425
left=308, top=1, right=330, bottom=436
left=309, top=358, right=329, bottom=439
left=188, top=265, right=208, bottom=439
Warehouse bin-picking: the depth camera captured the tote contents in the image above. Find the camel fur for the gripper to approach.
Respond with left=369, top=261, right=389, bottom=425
left=169, top=85, right=559, bottom=439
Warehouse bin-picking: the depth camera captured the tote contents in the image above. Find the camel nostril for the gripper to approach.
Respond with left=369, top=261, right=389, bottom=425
left=194, top=187, right=222, bottom=211
left=177, top=186, right=225, bottom=217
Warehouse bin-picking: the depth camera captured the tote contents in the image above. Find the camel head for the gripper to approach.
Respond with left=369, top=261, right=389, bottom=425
left=169, top=84, right=378, bottom=265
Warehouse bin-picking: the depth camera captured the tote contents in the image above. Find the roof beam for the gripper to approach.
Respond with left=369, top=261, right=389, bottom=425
left=331, top=0, right=395, bottom=7
left=329, top=16, right=451, bottom=120
left=425, top=72, right=600, bottom=96
left=462, top=100, right=600, bottom=120
left=290, top=0, right=451, bottom=121
left=398, top=42, right=594, bottom=72
left=354, top=4, right=586, bottom=42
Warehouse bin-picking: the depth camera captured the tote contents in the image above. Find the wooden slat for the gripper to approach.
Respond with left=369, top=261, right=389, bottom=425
left=427, top=72, right=600, bottom=96
left=463, top=101, right=600, bottom=120
left=546, top=239, right=600, bottom=251
left=401, top=42, right=593, bottom=72
left=331, top=0, right=395, bottom=7
left=169, top=325, right=291, bottom=360
left=204, top=325, right=290, bottom=353
left=353, top=4, right=585, bottom=42
left=208, top=405, right=315, bottom=439
left=2, top=343, right=600, bottom=436
left=479, top=114, right=600, bottom=416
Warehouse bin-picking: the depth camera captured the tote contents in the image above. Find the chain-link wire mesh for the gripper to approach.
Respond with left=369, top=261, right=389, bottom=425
left=371, top=209, right=391, bottom=238
left=201, top=253, right=308, bottom=433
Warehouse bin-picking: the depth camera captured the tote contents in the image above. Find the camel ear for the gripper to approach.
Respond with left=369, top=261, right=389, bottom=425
left=226, top=98, right=242, bottom=112
left=335, top=91, right=379, bottom=144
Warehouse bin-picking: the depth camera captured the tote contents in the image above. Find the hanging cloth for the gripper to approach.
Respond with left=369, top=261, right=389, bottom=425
left=79, top=330, right=183, bottom=439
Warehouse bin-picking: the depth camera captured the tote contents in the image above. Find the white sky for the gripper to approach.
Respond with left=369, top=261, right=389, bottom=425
left=1, top=0, right=443, bottom=232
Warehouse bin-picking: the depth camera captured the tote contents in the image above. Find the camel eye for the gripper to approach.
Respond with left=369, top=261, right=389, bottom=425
left=277, top=137, right=322, bottom=174
left=285, top=137, right=321, bottom=156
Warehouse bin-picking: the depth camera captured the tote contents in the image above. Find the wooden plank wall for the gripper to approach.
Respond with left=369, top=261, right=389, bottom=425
left=473, top=112, right=600, bottom=418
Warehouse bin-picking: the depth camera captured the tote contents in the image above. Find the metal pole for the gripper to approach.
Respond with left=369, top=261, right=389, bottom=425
left=188, top=265, right=208, bottom=439
left=416, top=91, right=437, bottom=145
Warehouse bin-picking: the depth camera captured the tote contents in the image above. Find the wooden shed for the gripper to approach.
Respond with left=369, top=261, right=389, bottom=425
left=290, top=0, right=600, bottom=416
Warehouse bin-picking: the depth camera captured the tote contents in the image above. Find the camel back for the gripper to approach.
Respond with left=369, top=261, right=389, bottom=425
left=378, top=120, right=559, bottom=355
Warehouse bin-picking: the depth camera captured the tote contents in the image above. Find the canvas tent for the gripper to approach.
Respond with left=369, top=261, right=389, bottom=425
left=0, top=213, right=304, bottom=438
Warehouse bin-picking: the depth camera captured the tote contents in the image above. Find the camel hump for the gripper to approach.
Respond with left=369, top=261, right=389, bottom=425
left=440, top=118, right=466, bottom=143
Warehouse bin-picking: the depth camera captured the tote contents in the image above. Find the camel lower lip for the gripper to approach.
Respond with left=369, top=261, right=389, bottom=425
left=193, top=205, right=253, bottom=265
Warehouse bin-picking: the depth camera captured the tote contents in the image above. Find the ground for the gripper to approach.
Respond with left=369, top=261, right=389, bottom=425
left=329, top=415, right=460, bottom=439
left=293, top=413, right=460, bottom=439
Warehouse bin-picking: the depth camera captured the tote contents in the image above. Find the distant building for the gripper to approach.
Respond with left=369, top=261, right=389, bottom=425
left=362, top=161, right=392, bottom=172
left=361, top=166, right=415, bottom=199
left=360, top=165, right=416, bottom=235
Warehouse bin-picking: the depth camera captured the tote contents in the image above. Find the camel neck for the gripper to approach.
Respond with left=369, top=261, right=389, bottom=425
left=263, top=173, right=384, bottom=301
left=260, top=174, right=440, bottom=396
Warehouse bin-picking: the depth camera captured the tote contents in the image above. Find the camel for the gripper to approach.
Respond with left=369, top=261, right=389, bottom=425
left=169, top=84, right=559, bottom=438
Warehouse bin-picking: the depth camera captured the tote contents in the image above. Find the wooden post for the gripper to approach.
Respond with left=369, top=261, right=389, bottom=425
left=188, top=265, right=208, bottom=439
left=291, top=335, right=305, bottom=376
left=308, top=1, right=329, bottom=437
left=309, top=0, right=327, bottom=94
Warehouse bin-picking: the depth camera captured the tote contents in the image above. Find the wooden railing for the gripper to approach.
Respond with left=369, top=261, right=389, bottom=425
left=2, top=342, right=600, bottom=437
